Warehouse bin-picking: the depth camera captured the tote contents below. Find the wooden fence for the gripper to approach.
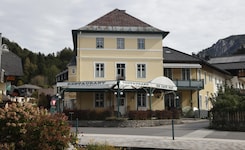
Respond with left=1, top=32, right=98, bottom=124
left=210, top=111, right=245, bottom=131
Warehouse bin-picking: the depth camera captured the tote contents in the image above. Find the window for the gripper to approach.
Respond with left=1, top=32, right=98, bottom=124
left=204, top=72, right=207, bottom=84
left=95, top=63, right=104, bottom=78
left=205, top=96, right=208, bottom=109
left=117, top=38, right=124, bottom=49
left=95, top=93, right=104, bottom=107
left=164, top=68, right=172, bottom=79
left=137, top=38, right=145, bottom=49
left=137, top=64, right=146, bottom=78
left=197, top=69, right=201, bottom=81
left=137, top=93, right=146, bottom=107
left=116, top=63, right=125, bottom=80
left=96, top=38, right=104, bottom=48
left=164, top=93, right=176, bottom=109
left=209, top=74, right=212, bottom=82
left=182, top=68, right=190, bottom=80
left=199, top=95, right=202, bottom=109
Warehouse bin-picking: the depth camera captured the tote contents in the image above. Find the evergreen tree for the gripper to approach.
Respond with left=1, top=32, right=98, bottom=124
left=2, top=37, right=74, bottom=87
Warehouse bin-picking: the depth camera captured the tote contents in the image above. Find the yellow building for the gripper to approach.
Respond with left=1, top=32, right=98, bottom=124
left=57, top=9, right=177, bottom=116
left=163, top=47, right=232, bottom=117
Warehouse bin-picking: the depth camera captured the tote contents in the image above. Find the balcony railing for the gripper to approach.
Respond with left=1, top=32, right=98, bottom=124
left=173, top=79, right=204, bottom=90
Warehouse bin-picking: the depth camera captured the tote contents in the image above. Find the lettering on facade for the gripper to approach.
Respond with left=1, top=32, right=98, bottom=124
left=155, top=84, right=174, bottom=90
left=67, top=81, right=106, bottom=87
left=121, top=81, right=149, bottom=87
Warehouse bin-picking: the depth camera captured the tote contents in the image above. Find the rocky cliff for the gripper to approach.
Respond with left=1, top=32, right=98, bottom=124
left=197, top=34, right=245, bottom=59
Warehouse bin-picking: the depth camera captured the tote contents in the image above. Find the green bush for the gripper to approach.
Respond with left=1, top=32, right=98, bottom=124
left=128, top=110, right=150, bottom=120
left=85, top=143, right=119, bottom=150
left=210, top=85, right=245, bottom=131
left=0, top=103, right=72, bottom=149
left=63, top=109, right=114, bottom=120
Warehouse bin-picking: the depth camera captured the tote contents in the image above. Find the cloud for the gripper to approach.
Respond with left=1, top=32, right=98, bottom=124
left=1, top=0, right=245, bottom=54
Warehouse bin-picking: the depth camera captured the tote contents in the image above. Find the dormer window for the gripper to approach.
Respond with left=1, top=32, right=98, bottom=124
left=96, top=38, right=104, bottom=48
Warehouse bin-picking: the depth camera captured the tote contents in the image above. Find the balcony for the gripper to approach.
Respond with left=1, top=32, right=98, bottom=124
left=173, top=79, right=204, bottom=90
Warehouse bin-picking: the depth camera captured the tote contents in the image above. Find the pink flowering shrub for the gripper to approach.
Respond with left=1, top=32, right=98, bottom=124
left=0, top=103, right=72, bottom=150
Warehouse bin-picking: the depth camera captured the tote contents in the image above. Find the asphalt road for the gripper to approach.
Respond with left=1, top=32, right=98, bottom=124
left=72, top=119, right=245, bottom=140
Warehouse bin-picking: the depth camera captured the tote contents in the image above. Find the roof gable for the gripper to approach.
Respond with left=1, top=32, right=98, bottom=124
left=87, top=9, right=151, bottom=27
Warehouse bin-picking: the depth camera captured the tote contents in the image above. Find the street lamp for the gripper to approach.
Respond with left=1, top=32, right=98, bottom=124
left=171, top=93, right=179, bottom=140
left=115, top=76, right=125, bottom=118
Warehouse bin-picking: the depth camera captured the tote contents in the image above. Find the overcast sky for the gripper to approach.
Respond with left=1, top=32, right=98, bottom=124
left=1, top=0, right=245, bottom=55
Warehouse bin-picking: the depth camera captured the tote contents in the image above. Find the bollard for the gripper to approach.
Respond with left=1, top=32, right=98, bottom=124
left=76, top=118, right=78, bottom=137
left=172, top=119, right=175, bottom=140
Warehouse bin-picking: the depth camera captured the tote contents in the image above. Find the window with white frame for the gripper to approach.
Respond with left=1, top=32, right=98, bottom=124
left=95, top=93, right=104, bottom=107
left=137, top=38, right=145, bottom=49
left=95, top=63, right=104, bottom=78
left=117, top=38, right=125, bottom=49
left=116, top=63, right=125, bottom=79
left=204, top=72, right=207, bottom=84
left=96, top=37, right=104, bottom=48
left=137, top=93, right=146, bottom=107
left=197, top=69, right=201, bottom=81
left=205, top=96, right=208, bottom=109
left=199, top=95, right=202, bottom=109
left=137, top=64, right=146, bottom=78
left=182, top=68, right=190, bottom=80
left=164, top=68, right=172, bottom=79
left=209, top=74, right=212, bottom=82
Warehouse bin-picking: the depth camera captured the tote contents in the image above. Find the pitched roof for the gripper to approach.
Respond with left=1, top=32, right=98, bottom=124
left=212, top=62, right=245, bottom=70
left=208, top=55, right=245, bottom=64
left=163, top=47, right=200, bottom=63
left=87, top=9, right=152, bottom=27
left=77, top=9, right=169, bottom=37
left=1, top=50, right=23, bottom=76
left=163, top=47, right=231, bottom=75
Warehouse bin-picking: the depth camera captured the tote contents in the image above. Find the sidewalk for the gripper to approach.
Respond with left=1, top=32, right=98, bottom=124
left=77, top=133, right=245, bottom=150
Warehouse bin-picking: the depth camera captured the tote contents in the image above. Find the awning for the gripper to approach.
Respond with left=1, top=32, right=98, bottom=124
left=56, top=76, right=177, bottom=92
left=164, top=63, right=201, bottom=68
left=120, top=76, right=177, bottom=91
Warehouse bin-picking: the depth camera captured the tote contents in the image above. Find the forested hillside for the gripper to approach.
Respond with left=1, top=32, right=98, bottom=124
left=2, top=37, right=74, bottom=87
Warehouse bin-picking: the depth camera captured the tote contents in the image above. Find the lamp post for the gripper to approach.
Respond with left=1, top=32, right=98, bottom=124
left=56, top=93, right=61, bottom=113
left=171, top=92, right=179, bottom=140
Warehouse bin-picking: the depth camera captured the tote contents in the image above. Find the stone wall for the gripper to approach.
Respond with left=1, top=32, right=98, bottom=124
left=70, top=119, right=182, bottom=127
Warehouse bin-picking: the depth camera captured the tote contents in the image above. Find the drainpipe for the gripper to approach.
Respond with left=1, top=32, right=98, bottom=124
left=197, top=90, right=200, bottom=118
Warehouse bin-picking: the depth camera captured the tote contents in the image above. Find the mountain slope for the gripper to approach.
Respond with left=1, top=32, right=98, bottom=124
left=197, top=34, right=245, bottom=59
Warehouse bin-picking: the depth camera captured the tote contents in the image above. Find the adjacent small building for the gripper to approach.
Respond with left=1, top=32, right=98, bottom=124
left=0, top=33, right=23, bottom=102
left=163, top=47, right=232, bottom=117
left=208, top=55, right=245, bottom=90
